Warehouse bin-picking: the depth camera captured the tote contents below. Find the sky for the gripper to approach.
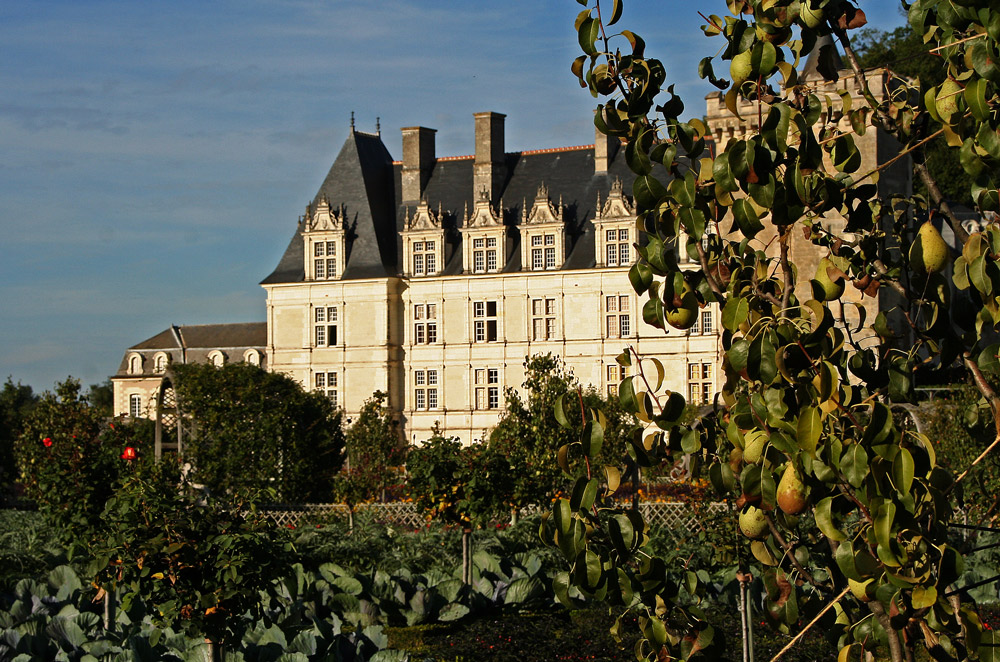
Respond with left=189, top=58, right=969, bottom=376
left=0, top=1, right=907, bottom=393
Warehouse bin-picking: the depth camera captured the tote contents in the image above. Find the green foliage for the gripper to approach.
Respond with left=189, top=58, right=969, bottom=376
left=558, top=0, right=1000, bottom=660
left=13, top=378, right=151, bottom=543
left=489, top=355, right=630, bottom=509
left=0, top=378, right=37, bottom=498
left=854, top=23, right=972, bottom=206
left=343, top=391, right=405, bottom=503
left=85, top=378, right=114, bottom=418
left=87, top=467, right=292, bottom=648
left=407, top=427, right=510, bottom=528
left=0, top=510, right=64, bottom=594
left=172, top=362, right=345, bottom=501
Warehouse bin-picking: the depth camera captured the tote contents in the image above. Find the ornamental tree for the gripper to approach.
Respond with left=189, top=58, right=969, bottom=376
left=14, top=378, right=153, bottom=543
left=171, top=362, right=345, bottom=502
left=343, top=390, right=405, bottom=502
left=541, top=1, right=1000, bottom=661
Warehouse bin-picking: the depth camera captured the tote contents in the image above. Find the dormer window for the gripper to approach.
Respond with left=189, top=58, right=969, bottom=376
left=594, top=179, right=635, bottom=268
left=208, top=350, right=226, bottom=367
left=153, top=352, right=169, bottom=374
left=303, top=197, right=345, bottom=281
left=403, top=200, right=446, bottom=278
left=128, top=353, right=143, bottom=375
left=521, top=184, right=565, bottom=271
left=462, top=188, right=506, bottom=275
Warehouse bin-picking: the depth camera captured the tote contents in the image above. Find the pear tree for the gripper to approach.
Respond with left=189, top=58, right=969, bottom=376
left=541, top=1, right=1000, bottom=660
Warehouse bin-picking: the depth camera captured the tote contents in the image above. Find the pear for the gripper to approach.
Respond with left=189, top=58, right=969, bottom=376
left=812, top=257, right=845, bottom=302
left=665, top=291, right=699, bottom=330
left=730, top=49, right=753, bottom=87
left=776, top=464, right=807, bottom=515
left=935, top=79, right=962, bottom=125
left=739, top=505, right=768, bottom=540
left=742, top=429, right=769, bottom=464
left=908, top=220, right=949, bottom=274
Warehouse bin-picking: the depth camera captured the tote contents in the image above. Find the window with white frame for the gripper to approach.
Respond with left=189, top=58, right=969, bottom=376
left=128, top=354, right=142, bottom=375
left=414, top=369, right=439, bottom=410
left=529, top=233, right=557, bottom=271
left=313, top=241, right=337, bottom=280
left=208, top=351, right=225, bottom=367
left=472, top=236, right=499, bottom=273
left=606, top=363, right=629, bottom=396
left=606, top=228, right=631, bottom=267
left=531, top=297, right=557, bottom=341
left=701, top=310, right=714, bottom=334
left=605, top=295, right=631, bottom=338
left=129, top=394, right=143, bottom=418
left=473, top=301, right=498, bottom=342
left=474, top=368, right=501, bottom=410
left=315, top=371, right=338, bottom=406
left=244, top=349, right=261, bottom=366
left=687, top=362, right=713, bottom=405
left=413, top=303, right=438, bottom=344
left=412, top=240, right=436, bottom=276
left=314, top=306, right=339, bottom=347
left=153, top=353, right=168, bottom=374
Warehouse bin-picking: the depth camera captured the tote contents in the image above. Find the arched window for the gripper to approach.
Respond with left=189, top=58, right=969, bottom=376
left=153, top=353, right=168, bottom=374
left=128, top=354, right=142, bottom=375
left=243, top=349, right=261, bottom=366
left=208, top=351, right=226, bottom=367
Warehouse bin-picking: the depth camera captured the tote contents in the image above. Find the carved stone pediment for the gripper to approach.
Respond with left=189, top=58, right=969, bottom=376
left=306, top=197, right=342, bottom=232
left=405, top=199, right=441, bottom=231
left=597, top=178, right=634, bottom=220
left=522, top=183, right=563, bottom=225
left=465, top=188, right=502, bottom=228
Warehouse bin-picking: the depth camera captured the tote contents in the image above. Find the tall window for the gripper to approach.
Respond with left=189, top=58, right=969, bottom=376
left=606, top=295, right=631, bottom=338
left=474, top=368, right=501, bottom=410
left=688, top=309, right=715, bottom=336
left=606, top=363, right=629, bottom=396
left=314, top=241, right=337, bottom=280
left=701, top=310, right=714, bottom=335
left=414, top=369, right=439, bottom=410
left=412, top=240, right=436, bottom=276
left=473, top=237, right=499, bottom=273
left=129, top=394, right=142, bottom=418
left=314, top=306, right=338, bottom=347
left=413, top=304, right=438, bottom=344
left=606, top=228, right=630, bottom=267
left=473, top=301, right=498, bottom=342
left=315, top=371, right=338, bottom=407
left=129, top=355, right=142, bottom=375
left=154, top=353, right=167, bottom=374
left=531, top=298, right=557, bottom=340
left=687, top=363, right=713, bottom=405
left=530, top=234, right=557, bottom=270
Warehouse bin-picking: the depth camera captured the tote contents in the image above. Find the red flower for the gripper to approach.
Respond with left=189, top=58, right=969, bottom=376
left=286, top=524, right=296, bottom=529
left=121, top=446, right=137, bottom=461
left=42, top=437, right=52, bottom=448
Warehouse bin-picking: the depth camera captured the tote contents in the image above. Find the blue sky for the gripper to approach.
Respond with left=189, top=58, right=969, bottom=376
left=0, top=1, right=906, bottom=393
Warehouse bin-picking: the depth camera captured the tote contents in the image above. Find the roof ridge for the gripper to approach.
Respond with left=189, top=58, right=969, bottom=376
left=391, top=144, right=594, bottom=166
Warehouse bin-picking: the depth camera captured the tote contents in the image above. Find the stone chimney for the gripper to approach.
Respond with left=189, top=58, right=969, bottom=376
left=401, top=126, right=436, bottom=204
left=594, top=123, right=618, bottom=174
left=474, top=111, right=506, bottom=204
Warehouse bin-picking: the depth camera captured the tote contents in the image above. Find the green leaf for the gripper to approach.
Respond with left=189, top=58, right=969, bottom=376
left=577, top=16, right=599, bottom=56
left=966, top=78, right=990, bottom=122
left=582, top=420, right=604, bottom=460
left=721, top=297, right=750, bottom=333
left=796, top=406, right=822, bottom=455
left=554, top=393, right=571, bottom=429
left=912, top=586, right=937, bottom=609
left=891, top=447, right=914, bottom=496
left=815, top=496, right=847, bottom=542
left=841, top=444, right=868, bottom=488
left=607, top=0, right=623, bottom=26
left=732, top=198, right=764, bottom=239
left=570, top=476, right=599, bottom=512
left=979, top=344, right=1000, bottom=373
left=629, top=261, right=653, bottom=294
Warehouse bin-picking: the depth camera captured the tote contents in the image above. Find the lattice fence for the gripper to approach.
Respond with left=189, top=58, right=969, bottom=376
left=263, top=501, right=726, bottom=530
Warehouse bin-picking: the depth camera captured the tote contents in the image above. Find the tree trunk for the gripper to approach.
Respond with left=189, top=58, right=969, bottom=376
left=510, top=507, right=519, bottom=526
left=205, top=639, right=223, bottom=662
left=348, top=507, right=354, bottom=533
left=461, top=528, right=473, bottom=585
left=103, top=590, right=115, bottom=631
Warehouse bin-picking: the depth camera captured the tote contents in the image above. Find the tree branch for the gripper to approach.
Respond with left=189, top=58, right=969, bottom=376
left=766, top=515, right=829, bottom=591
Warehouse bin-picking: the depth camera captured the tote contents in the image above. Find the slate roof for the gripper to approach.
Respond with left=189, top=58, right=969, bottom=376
left=261, top=125, right=640, bottom=285
left=129, top=323, right=267, bottom=350
left=114, top=323, right=267, bottom=378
